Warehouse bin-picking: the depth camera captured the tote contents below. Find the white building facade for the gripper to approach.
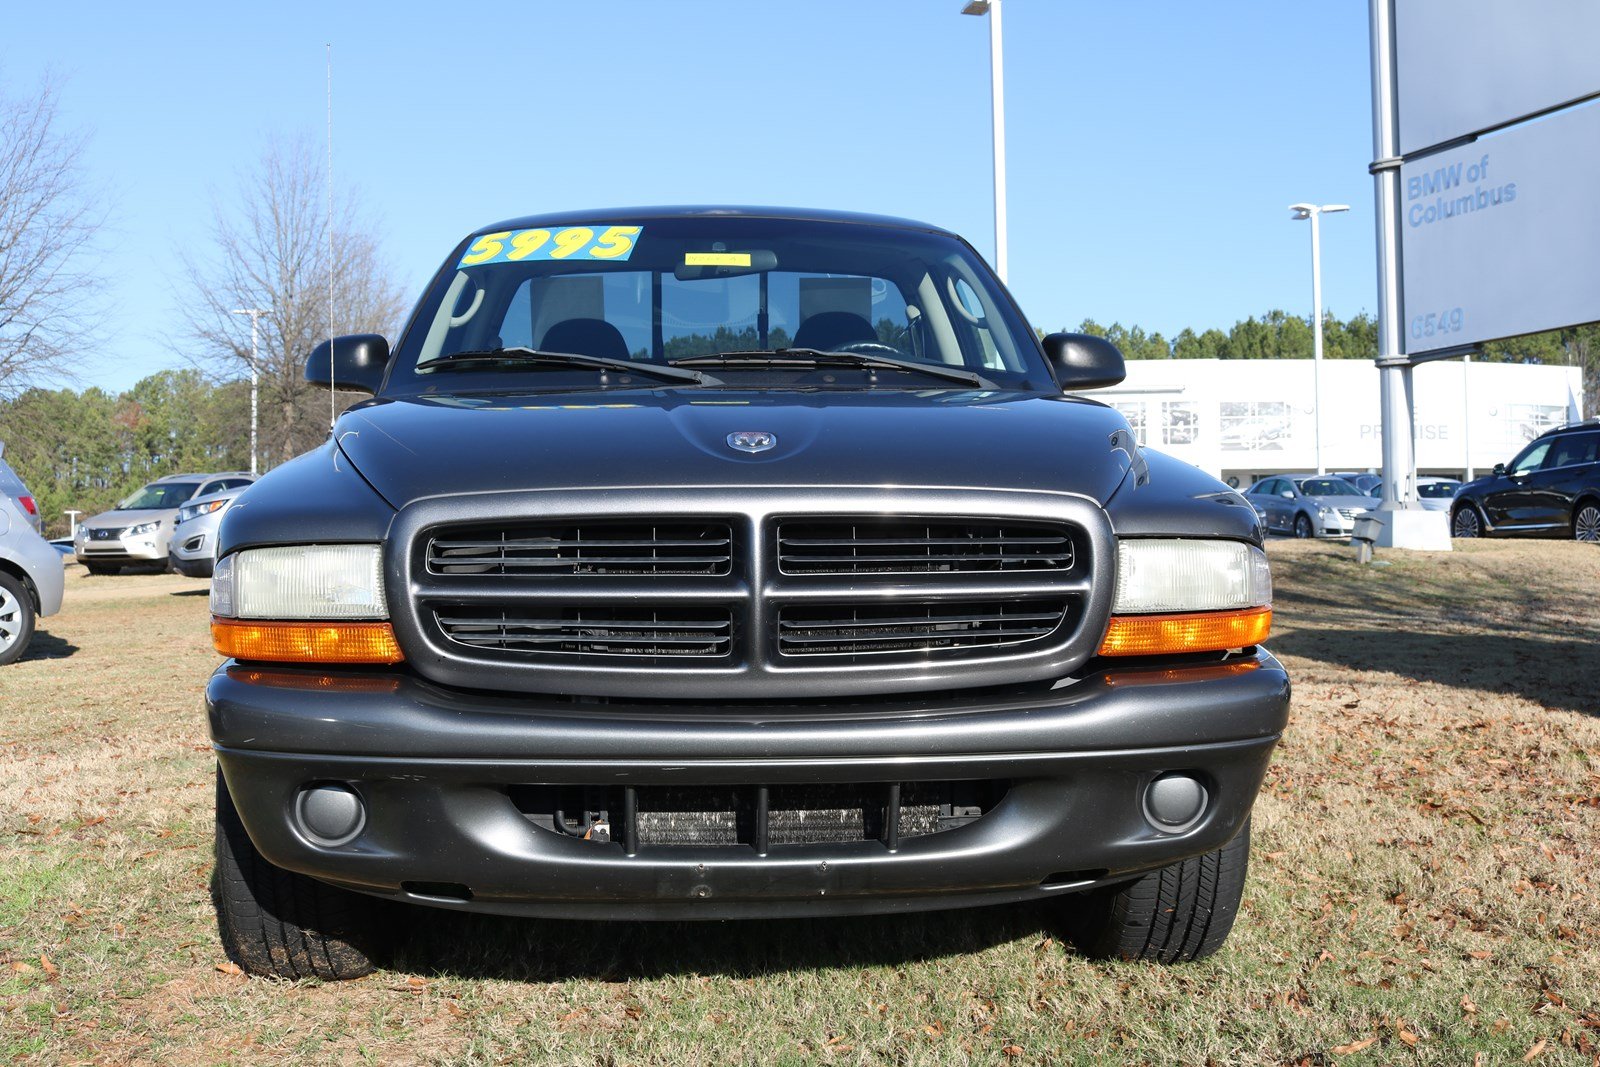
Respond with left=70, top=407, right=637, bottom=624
left=1097, top=358, right=1584, bottom=487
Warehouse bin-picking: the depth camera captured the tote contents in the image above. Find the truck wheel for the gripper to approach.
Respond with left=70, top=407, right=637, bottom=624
left=1574, top=502, right=1600, bottom=543
left=1059, top=819, right=1250, bottom=963
left=0, top=571, right=36, bottom=666
left=212, top=769, right=390, bottom=979
left=1293, top=513, right=1314, bottom=539
left=1452, top=504, right=1482, bottom=538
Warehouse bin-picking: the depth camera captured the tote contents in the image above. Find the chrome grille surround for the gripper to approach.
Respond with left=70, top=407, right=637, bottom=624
left=391, top=487, right=1115, bottom=699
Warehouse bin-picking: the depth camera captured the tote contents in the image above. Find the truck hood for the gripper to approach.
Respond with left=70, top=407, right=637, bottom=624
left=334, top=388, right=1134, bottom=510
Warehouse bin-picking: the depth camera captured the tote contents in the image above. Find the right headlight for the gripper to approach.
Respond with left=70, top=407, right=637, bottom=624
left=1100, top=540, right=1272, bottom=657
left=210, top=544, right=402, bottom=664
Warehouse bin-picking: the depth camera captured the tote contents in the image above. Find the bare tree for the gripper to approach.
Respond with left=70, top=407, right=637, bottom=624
left=0, top=78, right=100, bottom=395
left=181, top=136, right=406, bottom=467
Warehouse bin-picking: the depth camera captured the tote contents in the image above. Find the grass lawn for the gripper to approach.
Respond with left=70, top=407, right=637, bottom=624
left=2, top=540, right=1598, bottom=1065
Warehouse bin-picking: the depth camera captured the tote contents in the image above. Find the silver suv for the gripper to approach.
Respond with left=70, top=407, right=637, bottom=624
left=0, top=481, right=64, bottom=664
left=75, top=472, right=255, bottom=575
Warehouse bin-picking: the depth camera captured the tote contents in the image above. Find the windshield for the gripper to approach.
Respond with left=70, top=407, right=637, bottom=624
left=1417, top=481, right=1459, bottom=499
left=117, top=482, right=198, bottom=510
left=1295, top=477, right=1365, bottom=497
left=388, top=216, right=1051, bottom=393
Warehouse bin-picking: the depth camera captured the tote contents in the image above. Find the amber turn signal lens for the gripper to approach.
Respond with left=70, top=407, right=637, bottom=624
left=1097, top=606, right=1271, bottom=657
left=212, top=618, right=404, bottom=664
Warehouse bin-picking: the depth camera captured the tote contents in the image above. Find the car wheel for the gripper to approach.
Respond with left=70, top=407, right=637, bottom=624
left=1452, top=505, right=1482, bottom=538
left=1574, top=502, right=1600, bottom=543
left=212, top=768, right=392, bottom=979
left=1293, top=513, right=1314, bottom=539
left=0, top=571, right=36, bottom=666
left=85, top=563, right=121, bottom=576
left=1058, top=818, right=1251, bottom=963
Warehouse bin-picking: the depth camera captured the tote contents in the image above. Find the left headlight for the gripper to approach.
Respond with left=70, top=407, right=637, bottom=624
left=1100, top=539, right=1272, bottom=657
left=126, top=521, right=160, bottom=536
left=178, top=498, right=228, bottom=524
left=211, top=544, right=402, bottom=664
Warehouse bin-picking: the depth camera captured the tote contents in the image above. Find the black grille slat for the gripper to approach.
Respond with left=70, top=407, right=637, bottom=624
left=777, top=600, right=1067, bottom=657
left=437, top=607, right=732, bottom=658
left=428, top=521, right=733, bottom=576
left=777, top=518, right=1074, bottom=575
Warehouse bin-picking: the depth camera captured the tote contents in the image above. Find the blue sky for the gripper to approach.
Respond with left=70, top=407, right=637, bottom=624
left=5, top=0, right=1378, bottom=392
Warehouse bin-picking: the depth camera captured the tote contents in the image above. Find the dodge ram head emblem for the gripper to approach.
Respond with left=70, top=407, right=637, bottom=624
left=726, top=431, right=777, bottom=453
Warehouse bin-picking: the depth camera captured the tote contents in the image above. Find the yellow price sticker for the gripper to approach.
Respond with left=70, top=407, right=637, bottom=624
left=458, top=225, right=642, bottom=267
left=684, top=252, right=753, bottom=267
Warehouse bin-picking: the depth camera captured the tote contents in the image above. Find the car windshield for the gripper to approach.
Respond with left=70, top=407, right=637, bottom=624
left=388, top=216, right=1052, bottom=394
left=1417, top=481, right=1459, bottom=499
left=1295, top=477, right=1364, bottom=497
left=117, top=482, right=198, bottom=510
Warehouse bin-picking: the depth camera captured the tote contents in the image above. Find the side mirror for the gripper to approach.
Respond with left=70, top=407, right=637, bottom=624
left=305, top=334, right=390, bottom=395
left=1281, top=491, right=1295, bottom=499
left=1041, top=332, right=1126, bottom=391
left=1492, top=463, right=1507, bottom=476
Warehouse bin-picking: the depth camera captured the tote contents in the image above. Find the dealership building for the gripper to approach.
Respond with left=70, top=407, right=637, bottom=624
left=1097, top=358, right=1584, bottom=488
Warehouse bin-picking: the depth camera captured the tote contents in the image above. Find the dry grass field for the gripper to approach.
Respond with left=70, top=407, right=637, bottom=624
left=2, top=540, right=1598, bottom=1065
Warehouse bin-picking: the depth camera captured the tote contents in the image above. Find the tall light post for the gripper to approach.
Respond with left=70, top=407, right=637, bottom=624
left=231, top=308, right=268, bottom=474
left=962, top=0, right=1007, bottom=282
left=1289, top=203, right=1349, bottom=474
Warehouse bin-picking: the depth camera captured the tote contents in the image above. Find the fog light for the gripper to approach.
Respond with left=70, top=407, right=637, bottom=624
left=1143, top=773, right=1208, bottom=833
left=295, top=784, right=365, bottom=846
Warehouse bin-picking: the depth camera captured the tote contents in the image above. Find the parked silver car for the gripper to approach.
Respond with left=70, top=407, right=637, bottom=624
left=1246, top=474, right=1381, bottom=538
left=75, top=471, right=256, bottom=575
left=1382, top=477, right=1461, bottom=513
left=169, top=483, right=254, bottom=578
left=0, top=485, right=64, bottom=664
left=0, top=446, right=43, bottom=537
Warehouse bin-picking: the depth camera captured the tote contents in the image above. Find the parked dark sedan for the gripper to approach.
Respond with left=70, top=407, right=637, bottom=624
left=1451, top=420, right=1600, bottom=541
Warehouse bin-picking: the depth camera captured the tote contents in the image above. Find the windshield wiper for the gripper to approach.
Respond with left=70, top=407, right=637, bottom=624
left=671, top=348, right=993, bottom=388
left=416, top=347, right=708, bottom=385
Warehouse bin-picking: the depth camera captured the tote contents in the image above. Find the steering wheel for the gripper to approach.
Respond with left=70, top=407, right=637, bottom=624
left=829, top=340, right=904, bottom=358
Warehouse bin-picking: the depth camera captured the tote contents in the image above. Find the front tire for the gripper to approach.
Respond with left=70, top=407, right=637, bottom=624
left=1059, top=819, right=1251, bottom=963
left=1293, top=513, right=1314, bottom=539
left=1452, top=504, right=1483, bottom=538
left=0, top=571, right=36, bottom=666
left=212, top=769, right=391, bottom=979
left=1575, top=502, right=1600, bottom=543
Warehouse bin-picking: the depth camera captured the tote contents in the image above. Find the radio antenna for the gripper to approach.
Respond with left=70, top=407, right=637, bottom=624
left=325, top=42, right=336, bottom=431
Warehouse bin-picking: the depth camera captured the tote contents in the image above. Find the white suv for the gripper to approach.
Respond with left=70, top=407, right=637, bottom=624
left=75, top=472, right=256, bottom=575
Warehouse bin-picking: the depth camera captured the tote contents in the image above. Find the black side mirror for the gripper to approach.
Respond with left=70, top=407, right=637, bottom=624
left=1492, top=463, right=1507, bottom=476
left=305, top=334, right=390, bottom=395
left=1041, top=332, right=1126, bottom=391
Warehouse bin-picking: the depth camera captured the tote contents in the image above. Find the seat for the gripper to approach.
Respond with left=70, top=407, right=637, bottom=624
left=540, top=318, right=630, bottom=361
left=791, top=311, right=876, bottom=351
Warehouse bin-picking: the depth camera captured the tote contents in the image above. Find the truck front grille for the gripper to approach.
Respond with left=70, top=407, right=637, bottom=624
left=777, top=518, right=1073, bottom=574
left=399, top=490, right=1112, bottom=697
left=429, top=520, right=732, bottom=576
left=436, top=607, right=733, bottom=657
left=776, top=600, right=1068, bottom=657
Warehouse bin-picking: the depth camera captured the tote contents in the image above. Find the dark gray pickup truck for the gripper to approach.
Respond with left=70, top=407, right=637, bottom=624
left=205, top=207, right=1288, bottom=979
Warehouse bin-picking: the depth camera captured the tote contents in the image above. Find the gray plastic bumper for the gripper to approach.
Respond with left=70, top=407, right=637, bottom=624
left=208, top=650, right=1290, bottom=919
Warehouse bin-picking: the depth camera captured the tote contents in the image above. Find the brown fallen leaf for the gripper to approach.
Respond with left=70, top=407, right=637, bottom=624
left=1462, top=994, right=1479, bottom=1015
left=215, top=961, right=243, bottom=976
left=1468, top=950, right=1493, bottom=960
left=79, top=816, right=106, bottom=828
left=39, top=954, right=58, bottom=978
left=9, top=961, right=35, bottom=973
left=1002, top=1046, right=1023, bottom=1058
left=1397, top=1027, right=1420, bottom=1046
left=1523, top=1039, right=1547, bottom=1061
left=1331, top=1037, right=1378, bottom=1054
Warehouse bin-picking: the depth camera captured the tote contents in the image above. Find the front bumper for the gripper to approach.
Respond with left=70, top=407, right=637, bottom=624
left=209, top=650, right=1291, bottom=919
left=76, top=530, right=168, bottom=563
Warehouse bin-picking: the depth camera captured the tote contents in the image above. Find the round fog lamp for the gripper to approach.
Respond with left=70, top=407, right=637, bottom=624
left=294, top=783, right=366, bottom=846
left=1142, top=773, right=1208, bottom=834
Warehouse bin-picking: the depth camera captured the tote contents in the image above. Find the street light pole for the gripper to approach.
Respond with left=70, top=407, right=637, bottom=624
left=962, top=0, right=1007, bottom=282
left=231, top=308, right=268, bottom=474
left=1289, top=203, right=1349, bottom=475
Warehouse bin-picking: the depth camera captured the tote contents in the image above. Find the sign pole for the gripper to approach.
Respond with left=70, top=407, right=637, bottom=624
left=1367, top=0, right=1451, bottom=549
